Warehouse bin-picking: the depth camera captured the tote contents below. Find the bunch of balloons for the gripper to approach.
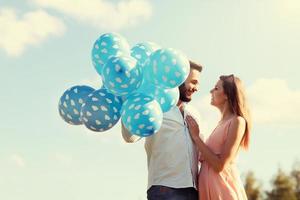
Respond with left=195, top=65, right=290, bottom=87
left=58, top=33, right=190, bottom=137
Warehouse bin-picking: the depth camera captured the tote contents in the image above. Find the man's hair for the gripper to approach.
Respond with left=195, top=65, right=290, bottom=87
left=189, top=60, right=203, bottom=72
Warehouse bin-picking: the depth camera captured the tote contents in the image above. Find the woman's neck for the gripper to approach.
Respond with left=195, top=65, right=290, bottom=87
left=220, top=103, right=235, bottom=122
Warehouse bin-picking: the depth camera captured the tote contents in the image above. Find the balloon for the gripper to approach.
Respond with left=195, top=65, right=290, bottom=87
left=121, top=93, right=163, bottom=137
left=58, top=85, right=95, bottom=125
left=136, top=81, right=179, bottom=113
left=91, top=32, right=130, bottom=76
left=101, top=56, right=143, bottom=96
left=80, top=88, right=122, bottom=132
left=131, top=42, right=160, bottom=67
left=142, top=58, right=154, bottom=83
left=148, top=48, right=190, bottom=89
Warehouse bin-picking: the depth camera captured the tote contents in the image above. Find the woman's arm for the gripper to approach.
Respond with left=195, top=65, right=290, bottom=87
left=186, top=115, right=246, bottom=173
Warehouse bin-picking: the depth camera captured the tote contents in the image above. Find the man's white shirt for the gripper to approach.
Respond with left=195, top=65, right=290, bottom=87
left=122, top=103, right=204, bottom=190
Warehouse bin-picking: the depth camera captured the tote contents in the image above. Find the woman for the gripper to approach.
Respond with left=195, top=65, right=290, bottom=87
left=186, top=74, right=252, bottom=200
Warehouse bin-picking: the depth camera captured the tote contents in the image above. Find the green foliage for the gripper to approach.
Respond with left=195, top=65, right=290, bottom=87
left=266, top=168, right=297, bottom=200
left=291, top=162, right=300, bottom=200
left=244, top=171, right=263, bottom=200
left=244, top=162, right=300, bottom=200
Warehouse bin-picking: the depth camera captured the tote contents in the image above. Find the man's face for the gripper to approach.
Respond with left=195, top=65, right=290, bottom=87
left=179, top=69, right=200, bottom=102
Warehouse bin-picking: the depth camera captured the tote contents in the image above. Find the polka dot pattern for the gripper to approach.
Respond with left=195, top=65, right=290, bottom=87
left=148, top=48, right=190, bottom=89
left=121, top=93, right=163, bottom=137
left=130, top=42, right=160, bottom=67
left=80, top=88, right=122, bottom=132
left=101, top=56, right=143, bottom=96
left=135, top=81, right=179, bottom=113
left=91, top=33, right=130, bottom=76
left=58, top=85, right=95, bottom=125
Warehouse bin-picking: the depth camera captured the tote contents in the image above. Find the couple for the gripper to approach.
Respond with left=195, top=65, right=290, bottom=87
left=122, top=61, right=252, bottom=200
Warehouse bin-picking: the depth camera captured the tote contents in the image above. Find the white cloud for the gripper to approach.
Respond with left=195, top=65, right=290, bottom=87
left=0, top=8, right=65, bottom=56
left=248, top=78, right=300, bottom=124
left=10, top=154, right=26, bottom=167
left=31, top=0, right=152, bottom=30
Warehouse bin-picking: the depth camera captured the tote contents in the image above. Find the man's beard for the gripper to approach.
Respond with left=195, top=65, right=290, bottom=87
left=179, top=84, right=192, bottom=102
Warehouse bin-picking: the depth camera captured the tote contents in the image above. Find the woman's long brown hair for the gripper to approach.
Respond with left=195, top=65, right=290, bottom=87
left=220, top=75, right=252, bottom=149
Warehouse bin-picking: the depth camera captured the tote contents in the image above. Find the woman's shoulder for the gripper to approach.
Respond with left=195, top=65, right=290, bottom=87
left=231, top=115, right=246, bottom=125
left=228, top=115, right=246, bottom=134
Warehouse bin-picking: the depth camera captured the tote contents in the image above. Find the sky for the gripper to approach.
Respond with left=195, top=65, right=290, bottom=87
left=1, top=0, right=300, bottom=199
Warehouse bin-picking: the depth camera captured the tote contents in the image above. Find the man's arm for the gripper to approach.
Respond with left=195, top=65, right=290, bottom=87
left=121, top=122, right=142, bottom=143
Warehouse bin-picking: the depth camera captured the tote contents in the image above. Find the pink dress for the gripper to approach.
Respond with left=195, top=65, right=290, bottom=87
left=198, top=118, right=247, bottom=200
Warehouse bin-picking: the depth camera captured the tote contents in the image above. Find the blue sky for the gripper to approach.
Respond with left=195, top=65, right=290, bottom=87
left=1, top=0, right=300, bottom=199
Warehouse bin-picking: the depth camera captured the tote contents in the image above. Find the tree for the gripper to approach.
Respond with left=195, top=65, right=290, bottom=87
left=244, top=171, right=263, bottom=200
left=291, top=161, right=300, bottom=200
left=266, top=168, right=297, bottom=200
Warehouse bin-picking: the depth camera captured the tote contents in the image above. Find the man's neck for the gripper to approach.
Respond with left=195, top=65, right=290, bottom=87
left=177, top=99, right=183, bottom=107
left=177, top=100, right=185, bottom=116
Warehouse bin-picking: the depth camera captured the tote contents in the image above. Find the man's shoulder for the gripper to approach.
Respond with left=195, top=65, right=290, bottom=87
left=184, top=103, right=200, bottom=116
left=184, top=103, right=196, bottom=110
left=162, top=106, right=178, bottom=118
left=184, top=103, right=201, bottom=123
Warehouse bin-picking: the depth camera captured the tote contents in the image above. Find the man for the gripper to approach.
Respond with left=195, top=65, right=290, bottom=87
left=122, top=61, right=203, bottom=200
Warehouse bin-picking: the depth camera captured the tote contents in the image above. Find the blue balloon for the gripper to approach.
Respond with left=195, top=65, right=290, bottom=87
left=148, top=48, right=190, bottom=89
left=136, top=81, right=179, bottom=113
left=80, top=88, right=122, bottom=132
left=142, top=58, right=154, bottom=83
left=101, top=56, right=143, bottom=96
left=121, top=93, right=163, bottom=137
left=58, top=85, right=95, bottom=125
left=91, top=33, right=130, bottom=76
left=131, top=42, right=160, bottom=67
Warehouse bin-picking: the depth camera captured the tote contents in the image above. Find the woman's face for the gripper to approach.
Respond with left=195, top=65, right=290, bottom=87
left=210, top=80, right=227, bottom=107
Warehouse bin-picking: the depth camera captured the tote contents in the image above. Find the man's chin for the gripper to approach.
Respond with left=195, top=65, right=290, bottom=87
left=186, top=98, right=192, bottom=102
left=180, top=96, right=192, bottom=102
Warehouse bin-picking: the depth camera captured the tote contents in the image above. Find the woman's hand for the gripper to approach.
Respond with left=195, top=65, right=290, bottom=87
left=186, top=115, right=201, bottom=141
